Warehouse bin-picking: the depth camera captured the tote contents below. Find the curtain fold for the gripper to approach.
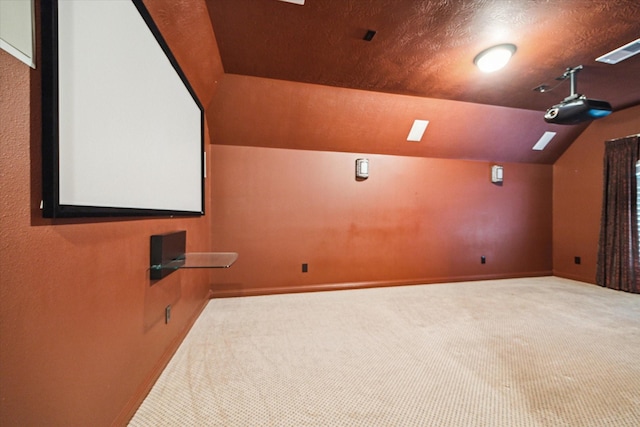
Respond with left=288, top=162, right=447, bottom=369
left=596, top=135, right=639, bottom=292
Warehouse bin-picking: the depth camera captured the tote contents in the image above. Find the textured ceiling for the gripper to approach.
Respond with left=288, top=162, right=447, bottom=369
left=207, top=0, right=640, bottom=112
left=203, top=0, right=640, bottom=164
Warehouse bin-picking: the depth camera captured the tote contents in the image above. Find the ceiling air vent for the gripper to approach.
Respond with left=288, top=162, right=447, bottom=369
left=407, top=120, right=429, bottom=142
left=532, top=131, right=556, bottom=151
left=596, top=38, right=640, bottom=64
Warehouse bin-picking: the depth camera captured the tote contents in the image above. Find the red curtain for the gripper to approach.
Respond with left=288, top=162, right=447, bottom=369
left=596, top=135, right=639, bottom=292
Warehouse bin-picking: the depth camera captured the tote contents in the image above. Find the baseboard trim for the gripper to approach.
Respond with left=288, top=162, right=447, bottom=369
left=553, top=270, right=596, bottom=284
left=111, top=298, right=209, bottom=427
left=209, top=271, right=554, bottom=298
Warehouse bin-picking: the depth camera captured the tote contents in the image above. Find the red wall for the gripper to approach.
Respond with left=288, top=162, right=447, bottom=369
left=206, top=74, right=583, bottom=165
left=209, top=145, right=553, bottom=297
left=0, top=1, right=221, bottom=425
left=553, top=105, right=640, bottom=283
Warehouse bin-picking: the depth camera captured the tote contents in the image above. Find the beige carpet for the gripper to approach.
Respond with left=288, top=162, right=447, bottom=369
left=129, top=277, right=640, bottom=426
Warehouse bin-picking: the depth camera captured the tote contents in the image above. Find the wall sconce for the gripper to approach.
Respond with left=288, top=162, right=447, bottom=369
left=491, top=165, right=504, bottom=183
left=356, top=158, right=369, bottom=180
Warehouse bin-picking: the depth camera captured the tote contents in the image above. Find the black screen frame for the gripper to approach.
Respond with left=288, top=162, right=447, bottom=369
left=41, top=0, right=205, bottom=218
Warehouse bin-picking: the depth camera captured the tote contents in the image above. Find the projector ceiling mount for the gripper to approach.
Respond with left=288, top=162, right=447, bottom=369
left=533, top=65, right=583, bottom=94
left=556, top=65, right=584, bottom=99
left=535, top=65, right=612, bottom=125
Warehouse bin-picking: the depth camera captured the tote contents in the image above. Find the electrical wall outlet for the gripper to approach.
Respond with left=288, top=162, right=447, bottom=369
left=481, top=256, right=486, bottom=264
left=302, top=263, right=308, bottom=273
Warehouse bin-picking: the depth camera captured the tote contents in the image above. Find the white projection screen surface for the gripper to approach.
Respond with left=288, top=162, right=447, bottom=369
left=42, top=0, right=204, bottom=218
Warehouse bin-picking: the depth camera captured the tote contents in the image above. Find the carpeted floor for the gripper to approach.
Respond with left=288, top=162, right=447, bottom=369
left=129, top=277, right=640, bottom=426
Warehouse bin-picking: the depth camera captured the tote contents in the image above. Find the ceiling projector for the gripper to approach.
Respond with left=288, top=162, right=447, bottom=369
left=541, top=65, right=612, bottom=125
left=544, top=96, right=612, bottom=125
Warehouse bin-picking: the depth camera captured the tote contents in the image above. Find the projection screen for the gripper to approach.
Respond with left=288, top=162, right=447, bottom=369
left=42, top=0, right=204, bottom=218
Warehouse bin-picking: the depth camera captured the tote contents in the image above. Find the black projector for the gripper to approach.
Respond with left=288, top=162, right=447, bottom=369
left=544, top=96, right=612, bottom=125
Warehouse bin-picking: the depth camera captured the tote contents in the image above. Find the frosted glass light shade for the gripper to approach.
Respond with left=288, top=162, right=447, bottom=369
left=474, top=44, right=516, bottom=73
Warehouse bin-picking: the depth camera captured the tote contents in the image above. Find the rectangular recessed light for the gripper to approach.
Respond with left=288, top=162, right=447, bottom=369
left=532, top=131, right=556, bottom=151
left=596, top=38, right=640, bottom=64
left=277, top=0, right=305, bottom=4
left=407, top=120, right=429, bottom=142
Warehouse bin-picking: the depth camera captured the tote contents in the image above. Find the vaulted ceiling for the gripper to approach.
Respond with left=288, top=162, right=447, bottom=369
left=204, top=0, right=640, bottom=164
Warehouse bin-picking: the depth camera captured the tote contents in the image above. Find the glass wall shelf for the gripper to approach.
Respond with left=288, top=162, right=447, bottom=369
left=153, top=252, right=238, bottom=271
left=150, top=230, right=237, bottom=280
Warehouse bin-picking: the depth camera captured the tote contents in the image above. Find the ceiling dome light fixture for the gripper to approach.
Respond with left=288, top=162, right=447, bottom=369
left=474, top=43, right=517, bottom=73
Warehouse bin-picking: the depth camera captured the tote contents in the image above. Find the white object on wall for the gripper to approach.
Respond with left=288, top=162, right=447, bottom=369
left=356, top=158, right=369, bottom=179
left=407, top=120, right=429, bottom=142
left=0, top=0, right=35, bottom=68
left=491, top=165, right=504, bottom=183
